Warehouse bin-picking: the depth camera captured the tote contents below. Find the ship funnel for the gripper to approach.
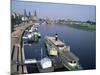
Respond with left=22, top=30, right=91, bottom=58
left=55, top=34, right=58, bottom=41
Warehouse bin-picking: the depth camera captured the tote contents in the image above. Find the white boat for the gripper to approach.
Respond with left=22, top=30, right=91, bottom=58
left=37, top=48, right=54, bottom=72
left=40, top=57, right=52, bottom=69
left=34, top=23, right=40, bottom=26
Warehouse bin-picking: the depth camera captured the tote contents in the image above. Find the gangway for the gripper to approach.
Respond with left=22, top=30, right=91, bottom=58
left=16, top=59, right=39, bottom=65
left=24, top=59, right=37, bottom=64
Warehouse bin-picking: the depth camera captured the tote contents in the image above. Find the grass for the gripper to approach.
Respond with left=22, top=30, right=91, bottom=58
left=66, top=23, right=96, bottom=31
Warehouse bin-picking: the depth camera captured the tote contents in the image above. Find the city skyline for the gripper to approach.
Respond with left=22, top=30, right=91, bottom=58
left=12, top=0, right=96, bottom=22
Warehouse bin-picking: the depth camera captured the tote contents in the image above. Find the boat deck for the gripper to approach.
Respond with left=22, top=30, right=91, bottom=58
left=47, top=36, right=65, bottom=46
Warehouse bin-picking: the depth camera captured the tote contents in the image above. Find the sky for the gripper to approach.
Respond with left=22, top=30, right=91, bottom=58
left=11, top=0, right=96, bottom=22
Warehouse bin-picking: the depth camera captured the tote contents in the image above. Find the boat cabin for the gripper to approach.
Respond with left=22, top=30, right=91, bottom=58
left=59, top=51, right=79, bottom=66
left=46, top=36, right=70, bottom=51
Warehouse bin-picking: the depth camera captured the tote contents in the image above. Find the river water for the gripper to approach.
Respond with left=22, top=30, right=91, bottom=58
left=23, top=24, right=96, bottom=73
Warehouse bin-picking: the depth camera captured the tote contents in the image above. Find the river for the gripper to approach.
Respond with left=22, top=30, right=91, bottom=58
left=23, top=24, right=96, bottom=73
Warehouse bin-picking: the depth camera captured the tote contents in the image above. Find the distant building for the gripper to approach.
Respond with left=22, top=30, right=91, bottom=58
left=12, top=9, right=39, bottom=24
left=21, top=16, right=28, bottom=22
left=21, top=9, right=28, bottom=22
left=32, top=10, right=38, bottom=22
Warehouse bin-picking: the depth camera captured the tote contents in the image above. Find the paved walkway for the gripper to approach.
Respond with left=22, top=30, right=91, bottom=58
left=11, top=22, right=34, bottom=74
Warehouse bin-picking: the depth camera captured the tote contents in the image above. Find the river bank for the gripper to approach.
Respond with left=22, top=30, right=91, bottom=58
left=55, top=21, right=96, bottom=31
left=65, top=23, right=96, bottom=31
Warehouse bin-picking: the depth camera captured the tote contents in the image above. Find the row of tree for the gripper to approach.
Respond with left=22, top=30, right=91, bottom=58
left=11, top=12, right=23, bottom=32
left=86, top=20, right=96, bottom=25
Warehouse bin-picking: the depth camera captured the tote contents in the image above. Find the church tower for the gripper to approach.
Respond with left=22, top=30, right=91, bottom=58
left=34, top=10, right=37, bottom=17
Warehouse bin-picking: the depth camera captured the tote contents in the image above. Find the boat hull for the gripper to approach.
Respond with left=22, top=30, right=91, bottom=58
left=37, top=62, right=54, bottom=73
left=45, top=41, right=58, bottom=56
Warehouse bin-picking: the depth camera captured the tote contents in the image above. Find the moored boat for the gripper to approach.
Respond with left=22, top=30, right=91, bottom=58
left=26, top=26, right=41, bottom=42
left=37, top=48, right=54, bottom=72
left=37, top=57, right=54, bottom=72
left=45, top=34, right=82, bottom=70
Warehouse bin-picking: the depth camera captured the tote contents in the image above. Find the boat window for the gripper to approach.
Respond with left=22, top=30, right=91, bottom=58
left=70, top=61, right=73, bottom=63
left=73, top=61, right=76, bottom=63
left=56, top=44, right=64, bottom=47
left=69, top=61, right=76, bottom=63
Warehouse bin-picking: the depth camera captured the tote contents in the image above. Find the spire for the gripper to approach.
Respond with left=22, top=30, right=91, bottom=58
left=29, top=11, right=31, bottom=17
left=34, top=10, right=37, bottom=17
left=29, top=12, right=31, bottom=16
left=24, top=9, right=27, bottom=17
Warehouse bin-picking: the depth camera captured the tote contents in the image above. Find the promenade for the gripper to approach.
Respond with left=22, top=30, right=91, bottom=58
left=11, top=22, right=33, bottom=74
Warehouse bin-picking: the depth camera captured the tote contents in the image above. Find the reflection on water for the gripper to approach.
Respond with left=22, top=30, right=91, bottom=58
left=23, top=24, right=96, bottom=73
